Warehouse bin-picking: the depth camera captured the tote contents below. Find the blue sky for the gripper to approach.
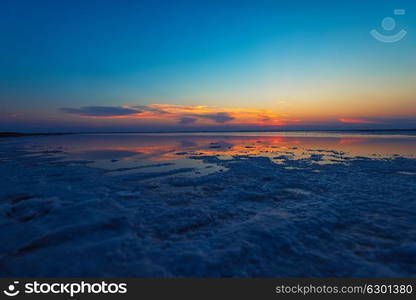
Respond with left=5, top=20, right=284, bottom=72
left=0, top=0, right=415, bottom=131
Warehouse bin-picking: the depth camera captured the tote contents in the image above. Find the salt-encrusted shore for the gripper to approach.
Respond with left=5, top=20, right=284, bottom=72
left=0, top=138, right=415, bottom=277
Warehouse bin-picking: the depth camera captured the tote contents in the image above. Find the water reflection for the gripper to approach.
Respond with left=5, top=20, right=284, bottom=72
left=22, top=132, right=416, bottom=176
left=72, top=149, right=139, bottom=160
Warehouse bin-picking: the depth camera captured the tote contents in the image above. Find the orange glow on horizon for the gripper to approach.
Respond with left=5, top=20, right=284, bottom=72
left=339, top=118, right=381, bottom=124
left=75, top=104, right=299, bottom=127
left=57, top=102, right=414, bottom=129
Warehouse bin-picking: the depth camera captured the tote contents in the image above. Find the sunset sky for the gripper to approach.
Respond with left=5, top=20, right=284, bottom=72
left=1, top=0, right=415, bottom=132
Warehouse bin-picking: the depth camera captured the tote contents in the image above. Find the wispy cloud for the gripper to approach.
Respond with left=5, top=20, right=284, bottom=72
left=339, top=118, right=381, bottom=124
left=189, top=112, right=234, bottom=123
left=132, top=105, right=167, bottom=114
left=60, top=104, right=296, bottom=127
left=61, top=106, right=140, bottom=117
left=178, top=117, right=197, bottom=125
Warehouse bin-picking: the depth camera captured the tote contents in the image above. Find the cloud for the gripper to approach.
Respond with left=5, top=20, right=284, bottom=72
left=150, top=105, right=235, bottom=123
left=60, top=104, right=294, bottom=127
left=178, top=117, right=197, bottom=125
left=133, top=105, right=167, bottom=114
left=61, top=105, right=236, bottom=124
left=339, top=118, right=381, bottom=124
left=61, top=106, right=140, bottom=117
left=194, top=112, right=235, bottom=123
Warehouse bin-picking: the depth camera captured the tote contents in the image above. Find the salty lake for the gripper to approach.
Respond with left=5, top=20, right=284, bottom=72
left=1, top=131, right=415, bottom=277
left=15, top=131, right=416, bottom=175
left=11, top=131, right=416, bottom=175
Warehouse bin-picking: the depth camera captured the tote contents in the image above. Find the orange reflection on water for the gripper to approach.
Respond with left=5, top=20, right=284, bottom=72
left=63, top=134, right=416, bottom=162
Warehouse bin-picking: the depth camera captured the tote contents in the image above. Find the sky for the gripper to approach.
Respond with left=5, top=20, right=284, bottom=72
left=0, top=0, right=415, bottom=132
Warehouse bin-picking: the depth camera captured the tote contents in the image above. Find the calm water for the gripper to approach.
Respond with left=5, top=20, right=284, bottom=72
left=14, top=131, right=416, bottom=176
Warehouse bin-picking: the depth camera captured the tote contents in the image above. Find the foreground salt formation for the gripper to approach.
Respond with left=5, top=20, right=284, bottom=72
left=0, top=139, right=415, bottom=277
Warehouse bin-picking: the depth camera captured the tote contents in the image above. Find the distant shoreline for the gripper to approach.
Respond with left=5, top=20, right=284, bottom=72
left=0, top=132, right=74, bottom=138
left=1, top=129, right=416, bottom=138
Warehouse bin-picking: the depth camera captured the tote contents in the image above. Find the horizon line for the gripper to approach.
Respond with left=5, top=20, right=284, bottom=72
left=1, top=128, right=416, bottom=137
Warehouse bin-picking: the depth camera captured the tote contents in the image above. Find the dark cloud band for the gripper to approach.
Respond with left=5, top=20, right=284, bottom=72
left=61, top=106, right=140, bottom=117
left=188, top=112, right=234, bottom=123
left=61, top=105, right=235, bottom=124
